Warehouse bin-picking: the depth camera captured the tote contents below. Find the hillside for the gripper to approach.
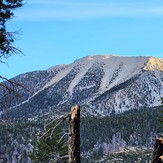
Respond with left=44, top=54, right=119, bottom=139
left=0, top=106, right=162, bottom=162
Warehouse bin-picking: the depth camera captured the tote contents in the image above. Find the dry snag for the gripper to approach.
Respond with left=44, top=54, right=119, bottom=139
left=68, top=105, right=80, bottom=163
left=152, top=138, right=163, bottom=163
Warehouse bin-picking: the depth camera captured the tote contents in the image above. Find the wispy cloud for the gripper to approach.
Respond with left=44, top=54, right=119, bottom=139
left=16, top=1, right=163, bottom=21
left=27, top=0, right=108, bottom=6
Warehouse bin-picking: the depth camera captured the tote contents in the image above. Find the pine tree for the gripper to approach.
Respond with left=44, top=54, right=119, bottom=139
left=158, top=97, right=163, bottom=134
left=30, top=122, right=68, bottom=163
left=0, top=0, right=23, bottom=59
left=0, top=0, right=24, bottom=98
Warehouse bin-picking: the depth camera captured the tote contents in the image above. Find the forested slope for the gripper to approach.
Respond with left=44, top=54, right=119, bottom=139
left=0, top=106, right=162, bottom=162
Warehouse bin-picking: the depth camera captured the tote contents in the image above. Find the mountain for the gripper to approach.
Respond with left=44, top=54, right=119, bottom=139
left=0, top=54, right=163, bottom=118
left=0, top=54, right=163, bottom=162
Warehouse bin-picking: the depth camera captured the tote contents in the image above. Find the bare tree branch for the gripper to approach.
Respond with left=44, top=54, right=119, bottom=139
left=38, top=114, right=69, bottom=142
left=58, top=132, right=69, bottom=144
left=49, top=152, right=69, bottom=163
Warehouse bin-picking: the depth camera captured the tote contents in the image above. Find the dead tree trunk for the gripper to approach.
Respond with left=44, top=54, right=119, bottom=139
left=68, top=105, right=80, bottom=163
left=152, top=138, right=163, bottom=163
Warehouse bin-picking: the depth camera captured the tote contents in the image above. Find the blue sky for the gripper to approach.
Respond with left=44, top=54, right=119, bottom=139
left=1, top=0, right=163, bottom=78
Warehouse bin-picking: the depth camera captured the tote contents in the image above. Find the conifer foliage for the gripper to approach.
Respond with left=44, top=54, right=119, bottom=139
left=0, top=0, right=23, bottom=62
left=31, top=121, right=68, bottom=163
left=158, top=97, right=163, bottom=132
left=0, top=0, right=24, bottom=94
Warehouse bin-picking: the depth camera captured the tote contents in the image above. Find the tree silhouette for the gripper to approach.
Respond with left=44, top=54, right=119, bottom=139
left=31, top=121, right=67, bottom=163
left=0, top=0, right=24, bottom=95
left=0, top=0, right=24, bottom=60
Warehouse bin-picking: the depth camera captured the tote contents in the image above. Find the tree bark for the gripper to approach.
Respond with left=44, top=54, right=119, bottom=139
left=68, top=105, right=80, bottom=163
left=152, top=138, right=163, bottom=163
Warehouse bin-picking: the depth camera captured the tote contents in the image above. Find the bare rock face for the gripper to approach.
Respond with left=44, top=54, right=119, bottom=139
left=1, top=55, right=163, bottom=118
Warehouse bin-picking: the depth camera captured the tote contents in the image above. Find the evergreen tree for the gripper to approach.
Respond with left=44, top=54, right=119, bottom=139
left=31, top=122, right=68, bottom=163
left=0, top=0, right=23, bottom=60
left=158, top=97, right=163, bottom=133
left=0, top=0, right=24, bottom=100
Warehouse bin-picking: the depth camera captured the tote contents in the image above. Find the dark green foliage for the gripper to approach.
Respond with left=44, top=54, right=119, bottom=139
left=0, top=0, right=23, bottom=61
left=30, top=121, right=68, bottom=163
left=157, top=97, right=163, bottom=133
left=80, top=106, right=162, bottom=162
left=0, top=0, right=24, bottom=94
left=0, top=116, right=68, bottom=162
left=0, top=119, right=42, bottom=162
left=0, top=106, right=162, bottom=162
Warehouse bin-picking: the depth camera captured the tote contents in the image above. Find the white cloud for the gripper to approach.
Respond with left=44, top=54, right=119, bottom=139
left=16, top=1, right=163, bottom=21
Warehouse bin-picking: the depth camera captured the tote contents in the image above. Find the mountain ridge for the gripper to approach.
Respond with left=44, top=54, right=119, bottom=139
left=1, top=54, right=163, bottom=118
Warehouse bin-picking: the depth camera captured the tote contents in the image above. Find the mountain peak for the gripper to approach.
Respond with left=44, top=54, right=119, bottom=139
left=143, top=57, right=163, bottom=71
left=74, top=54, right=163, bottom=71
left=73, top=54, right=113, bottom=63
left=73, top=54, right=147, bottom=64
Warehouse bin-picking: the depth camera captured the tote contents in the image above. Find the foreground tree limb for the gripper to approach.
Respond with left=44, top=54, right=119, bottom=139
left=68, top=105, right=80, bottom=163
left=152, top=138, right=163, bottom=163
left=0, top=1, right=24, bottom=60
left=0, top=0, right=24, bottom=95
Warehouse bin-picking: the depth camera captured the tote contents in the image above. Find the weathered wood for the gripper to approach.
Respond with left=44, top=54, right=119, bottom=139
left=152, top=138, right=163, bottom=163
left=68, top=105, right=80, bottom=163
